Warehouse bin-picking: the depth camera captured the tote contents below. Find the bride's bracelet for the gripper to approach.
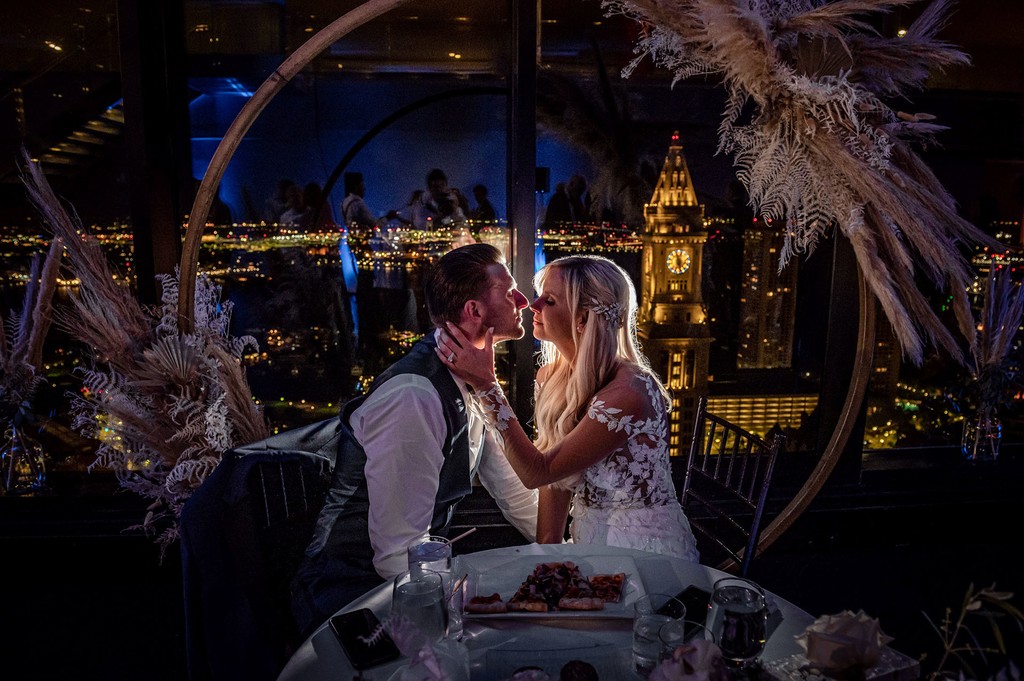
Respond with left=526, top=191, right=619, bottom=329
left=474, top=381, right=517, bottom=432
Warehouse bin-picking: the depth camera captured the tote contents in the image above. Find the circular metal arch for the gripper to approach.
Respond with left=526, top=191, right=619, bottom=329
left=180, top=0, right=876, bottom=558
left=754, top=267, right=875, bottom=558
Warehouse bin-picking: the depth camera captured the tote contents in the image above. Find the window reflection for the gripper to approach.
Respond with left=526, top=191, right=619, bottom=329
left=2, top=0, right=1023, bottom=491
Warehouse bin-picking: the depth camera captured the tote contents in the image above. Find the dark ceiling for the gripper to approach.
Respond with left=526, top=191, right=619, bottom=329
left=1, top=1, right=1022, bottom=223
left=2, top=1, right=1023, bottom=90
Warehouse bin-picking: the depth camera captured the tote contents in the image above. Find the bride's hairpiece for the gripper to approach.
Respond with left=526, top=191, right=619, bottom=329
left=589, top=298, right=623, bottom=328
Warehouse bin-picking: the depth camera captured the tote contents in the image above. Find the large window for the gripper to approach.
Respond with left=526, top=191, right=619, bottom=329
left=2, top=1, right=1023, bottom=500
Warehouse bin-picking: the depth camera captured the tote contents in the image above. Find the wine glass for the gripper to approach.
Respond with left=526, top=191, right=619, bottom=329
left=705, top=577, right=768, bottom=668
left=392, top=570, right=448, bottom=644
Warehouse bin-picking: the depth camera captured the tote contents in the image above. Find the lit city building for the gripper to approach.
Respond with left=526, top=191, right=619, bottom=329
left=736, top=218, right=798, bottom=369
left=639, top=131, right=711, bottom=453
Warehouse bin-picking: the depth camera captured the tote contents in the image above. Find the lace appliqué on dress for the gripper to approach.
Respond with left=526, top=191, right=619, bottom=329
left=579, top=372, right=675, bottom=508
left=558, top=369, right=698, bottom=561
left=474, top=381, right=516, bottom=432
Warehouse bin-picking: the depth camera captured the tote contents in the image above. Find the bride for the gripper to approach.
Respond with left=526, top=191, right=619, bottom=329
left=437, top=254, right=699, bottom=561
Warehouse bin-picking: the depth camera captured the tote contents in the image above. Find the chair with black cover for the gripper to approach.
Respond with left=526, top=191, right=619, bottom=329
left=681, top=396, right=784, bottom=577
left=180, top=418, right=340, bottom=681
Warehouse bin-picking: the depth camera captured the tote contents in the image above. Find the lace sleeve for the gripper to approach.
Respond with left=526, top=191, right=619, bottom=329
left=474, top=381, right=517, bottom=432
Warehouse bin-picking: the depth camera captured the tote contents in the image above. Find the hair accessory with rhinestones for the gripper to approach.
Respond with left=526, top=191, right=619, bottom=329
left=589, top=298, right=623, bottom=328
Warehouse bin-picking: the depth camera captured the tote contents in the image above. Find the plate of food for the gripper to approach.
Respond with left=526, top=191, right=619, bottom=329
left=460, top=555, right=645, bottom=619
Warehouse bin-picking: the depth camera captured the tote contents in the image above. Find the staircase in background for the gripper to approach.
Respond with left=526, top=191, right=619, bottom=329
left=35, top=102, right=124, bottom=176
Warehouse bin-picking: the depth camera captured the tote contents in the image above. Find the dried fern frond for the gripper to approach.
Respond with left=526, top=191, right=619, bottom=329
left=12, top=254, right=40, bottom=364
left=137, top=336, right=202, bottom=389
left=606, top=0, right=996, bottom=365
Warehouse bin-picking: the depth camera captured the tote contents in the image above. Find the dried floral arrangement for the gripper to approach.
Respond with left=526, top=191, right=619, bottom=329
left=965, top=263, right=1024, bottom=419
left=22, top=156, right=269, bottom=548
left=0, top=237, right=61, bottom=419
left=0, top=236, right=61, bottom=493
left=603, top=0, right=997, bottom=365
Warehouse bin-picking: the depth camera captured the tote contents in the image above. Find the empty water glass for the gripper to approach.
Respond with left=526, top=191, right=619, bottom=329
left=659, top=618, right=716, bottom=659
left=392, top=570, right=448, bottom=644
left=408, top=536, right=462, bottom=639
left=407, top=536, right=452, bottom=576
left=632, top=593, right=686, bottom=676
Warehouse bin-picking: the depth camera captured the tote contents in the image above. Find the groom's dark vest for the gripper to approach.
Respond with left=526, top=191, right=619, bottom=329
left=290, top=335, right=475, bottom=634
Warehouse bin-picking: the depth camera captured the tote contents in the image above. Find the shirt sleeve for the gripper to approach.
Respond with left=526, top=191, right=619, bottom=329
left=352, top=374, right=446, bottom=579
left=354, top=199, right=378, bottom=227
left=476, top=427, right=539, bottom=542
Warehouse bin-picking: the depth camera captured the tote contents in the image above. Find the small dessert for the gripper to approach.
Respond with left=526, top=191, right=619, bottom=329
left=560, top=659, right=599, bottom=681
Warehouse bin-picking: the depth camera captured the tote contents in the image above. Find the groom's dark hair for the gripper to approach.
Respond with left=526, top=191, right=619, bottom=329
left=425, top=243, right=505, bottom=327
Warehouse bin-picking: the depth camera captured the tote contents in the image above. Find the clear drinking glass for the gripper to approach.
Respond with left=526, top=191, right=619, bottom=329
left=407, top=536, right=462, bottom=639
left=659, top=618, right=716, bottom=660
left=392, top=570, right=448, bottom=644
left=705, top=577, right=768, bottom=668
left=407, top=536, right=452, bottom=576
left=632, top=593, right=686, bottom=677
left=444, top=563, right=465, bottom=641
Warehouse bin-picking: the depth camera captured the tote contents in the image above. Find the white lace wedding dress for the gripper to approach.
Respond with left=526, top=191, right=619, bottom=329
left=565, top=370, right=700, bottom=562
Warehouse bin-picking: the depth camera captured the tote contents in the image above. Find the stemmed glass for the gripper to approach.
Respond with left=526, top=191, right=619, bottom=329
left=705, top=576, right=768, bottom=668
left=391, top=569, right=448, bottom=644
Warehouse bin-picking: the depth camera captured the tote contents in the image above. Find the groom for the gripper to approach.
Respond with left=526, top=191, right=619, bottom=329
left=291, top=243, right=537, bottom=635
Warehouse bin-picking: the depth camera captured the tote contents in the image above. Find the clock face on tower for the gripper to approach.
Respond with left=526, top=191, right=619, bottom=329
left=667, top=248, right=691, bottom=275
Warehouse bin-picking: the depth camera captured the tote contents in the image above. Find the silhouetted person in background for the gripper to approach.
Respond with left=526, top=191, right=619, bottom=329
left=412, top=168, right=468, bottom=229
left=543, top=173, right=589, bottom=229
left=470, top=184, right=497, bottom=222
left=264, top=178, right=295, bottom=223
left=279, top=184, right=307, bottom=226
left=302, top=182, right=336, bottom=230
left=340, top=172, right=400, bottom=230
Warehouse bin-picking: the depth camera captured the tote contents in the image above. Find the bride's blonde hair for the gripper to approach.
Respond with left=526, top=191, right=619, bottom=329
left=533, top=255, right=668, bottom=452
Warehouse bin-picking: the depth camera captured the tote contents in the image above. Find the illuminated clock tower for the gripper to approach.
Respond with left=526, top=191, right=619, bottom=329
left=640, top=131, right=712, bottom=454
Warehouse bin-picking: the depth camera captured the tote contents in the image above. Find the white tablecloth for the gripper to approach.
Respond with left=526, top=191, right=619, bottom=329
left=277, top=543, right=815, bottom=681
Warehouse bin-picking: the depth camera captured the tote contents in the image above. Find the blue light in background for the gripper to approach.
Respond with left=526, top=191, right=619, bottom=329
left=186, top=78, right=591, bottom=225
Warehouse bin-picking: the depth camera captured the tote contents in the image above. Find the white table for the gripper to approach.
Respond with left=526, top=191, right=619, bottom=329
left=277, top=543, right=815, bottom=681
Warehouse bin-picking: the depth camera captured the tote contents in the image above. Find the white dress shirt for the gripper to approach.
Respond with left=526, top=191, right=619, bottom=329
left=350, top=345, right=538, bottom=578
left=341, top=193, right=379, bottom=229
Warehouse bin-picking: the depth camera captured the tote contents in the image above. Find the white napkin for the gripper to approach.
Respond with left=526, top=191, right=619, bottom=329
left=795, top=610, right=894, bottom=676
left=386, top=616, right=468, bottom=681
